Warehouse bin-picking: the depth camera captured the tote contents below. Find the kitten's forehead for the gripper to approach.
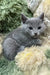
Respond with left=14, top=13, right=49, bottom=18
left=26, top=18, right=42, bottom=27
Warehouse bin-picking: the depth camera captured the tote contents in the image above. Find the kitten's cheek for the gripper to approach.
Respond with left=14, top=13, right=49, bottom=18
left=31, top=32, right=34, bottom=37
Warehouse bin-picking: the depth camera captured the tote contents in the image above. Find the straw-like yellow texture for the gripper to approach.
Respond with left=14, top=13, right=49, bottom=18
left=15, top=45, right=48, bottom=71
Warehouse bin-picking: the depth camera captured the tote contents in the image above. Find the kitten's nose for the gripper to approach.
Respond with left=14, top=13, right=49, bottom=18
left=34, top=33, right=37, bottom=36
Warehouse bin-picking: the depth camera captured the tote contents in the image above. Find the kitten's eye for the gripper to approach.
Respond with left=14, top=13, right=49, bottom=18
left=38, top=26, right=41, bottom=29
left=29, top=27, right=33, bottom=30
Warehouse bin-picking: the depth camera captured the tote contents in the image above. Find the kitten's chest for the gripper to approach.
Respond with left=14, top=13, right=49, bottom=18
left=12, top=32, right=33, bottom=46
left=20, top=37, right=33, bottom=47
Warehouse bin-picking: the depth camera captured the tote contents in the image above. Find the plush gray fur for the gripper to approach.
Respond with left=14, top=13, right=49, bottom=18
left=2, top=13, right=46, bottom=60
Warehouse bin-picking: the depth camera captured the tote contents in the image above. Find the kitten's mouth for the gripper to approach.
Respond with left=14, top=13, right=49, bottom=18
left=31, top=34, right=40, bottom=38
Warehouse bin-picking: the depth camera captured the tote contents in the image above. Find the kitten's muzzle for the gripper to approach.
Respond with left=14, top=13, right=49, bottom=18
left=33, top=33, right=40, bottom=38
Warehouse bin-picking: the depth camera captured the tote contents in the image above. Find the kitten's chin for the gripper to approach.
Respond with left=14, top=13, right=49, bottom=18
left=31, top=35, right=40, bottom=38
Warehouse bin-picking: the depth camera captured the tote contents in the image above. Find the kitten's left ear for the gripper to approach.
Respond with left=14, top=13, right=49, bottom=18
left=21, top=14, right=28, bottom=23
left=39, top=13, right=44, bottom=21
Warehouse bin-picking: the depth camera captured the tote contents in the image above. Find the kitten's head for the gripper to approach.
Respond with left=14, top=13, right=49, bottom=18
left=21, top=13, right=46, bottom=38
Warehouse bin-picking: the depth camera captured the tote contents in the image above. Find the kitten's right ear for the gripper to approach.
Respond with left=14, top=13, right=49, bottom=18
left=39, top=13, right=44, bottom=21
left=21, top=14, right=28, bottom=23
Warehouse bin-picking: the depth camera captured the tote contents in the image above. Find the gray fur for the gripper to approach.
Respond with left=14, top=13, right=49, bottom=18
left=2, top=13, right=46, bottom=60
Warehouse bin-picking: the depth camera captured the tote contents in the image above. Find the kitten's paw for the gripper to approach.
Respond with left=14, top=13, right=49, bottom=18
left=37, top=39, right=42, bottom=46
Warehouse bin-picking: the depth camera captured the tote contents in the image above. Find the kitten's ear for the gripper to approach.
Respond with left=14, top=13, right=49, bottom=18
left=39, top=13, right=44, bottom=21
left=21, top=14, right=28, bottom=23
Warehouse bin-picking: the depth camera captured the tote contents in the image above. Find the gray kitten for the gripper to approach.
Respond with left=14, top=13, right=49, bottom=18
left=2, top=13, right=46, bottom=60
